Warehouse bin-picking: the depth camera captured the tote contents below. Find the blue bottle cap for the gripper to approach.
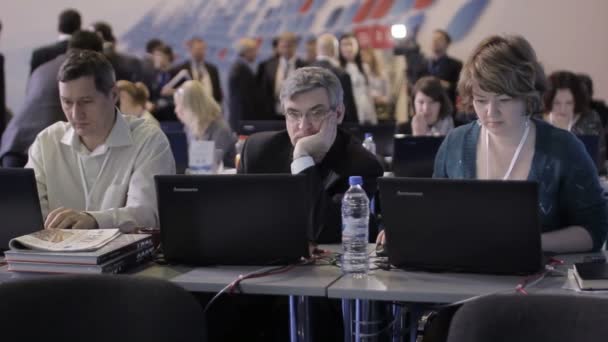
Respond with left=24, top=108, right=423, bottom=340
left=364, top=133, right=373, bottom=139
left=349, top=176, right=363, bottom=186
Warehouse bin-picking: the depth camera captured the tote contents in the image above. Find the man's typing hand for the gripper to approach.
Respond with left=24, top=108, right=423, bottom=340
left=45, top=208, right=99, bottom=230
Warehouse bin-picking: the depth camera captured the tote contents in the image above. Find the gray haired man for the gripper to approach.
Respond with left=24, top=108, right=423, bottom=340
left=238, top=66, right=383, bottom=244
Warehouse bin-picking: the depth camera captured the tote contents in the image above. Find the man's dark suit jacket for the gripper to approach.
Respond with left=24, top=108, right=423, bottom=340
left=0, top=54, right=66, bottom=167
left=238, top=129, right=383, bottom=243
left=30, top=40, right=69, bottom=74
left=171, top=60, right=223, bottom=105
left=104, top=50, right=144, bottom=83
left=310, top=60, right=359, bottom=123
left=405, top=46, right=462, bottom=104
left=257, top=56, right=307, bottom=118
left=228, top=59, right=267, bottom=131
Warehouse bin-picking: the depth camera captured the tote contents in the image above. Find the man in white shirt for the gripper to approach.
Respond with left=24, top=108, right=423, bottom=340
left=26, top=50, right=176, bottom=232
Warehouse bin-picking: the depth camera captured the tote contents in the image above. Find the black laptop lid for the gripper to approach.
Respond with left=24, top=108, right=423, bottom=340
left=392, top=136, right=444, bottom=177
left=379, top=177, right=543, bottom=275
left=155, top=174, right=310, bottom=265
left=0, top=168, right=44, bottom=250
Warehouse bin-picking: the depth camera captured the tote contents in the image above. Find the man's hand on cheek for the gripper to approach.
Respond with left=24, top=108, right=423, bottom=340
left=293, top=113, right=337, bottom=163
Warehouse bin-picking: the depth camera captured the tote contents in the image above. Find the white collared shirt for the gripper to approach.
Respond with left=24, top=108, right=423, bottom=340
left=25, top=113, right=176, bottom=232
left=275, top=56, right=297, bottom=96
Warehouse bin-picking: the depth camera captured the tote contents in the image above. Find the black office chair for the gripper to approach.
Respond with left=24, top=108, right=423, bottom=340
left=436, top=294, right=608, bottom=342
left=0, top=275, right=207, bottom=342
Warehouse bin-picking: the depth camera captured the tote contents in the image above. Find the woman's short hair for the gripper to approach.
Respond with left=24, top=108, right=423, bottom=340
left=116, top=80, right=149, bottom=106
left=544, top=71, right=590, bottom=115
left=411, top=76, right=453, bottom=119
left=279, top=67, right=343, bottom=112
left=174, top=80, right=221, bottom=138
left=458, top=35, right=547, bottom=115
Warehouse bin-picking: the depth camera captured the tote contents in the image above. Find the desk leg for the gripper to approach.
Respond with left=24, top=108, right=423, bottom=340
left=342, top=299, right=354, bottom=341
left=289, top=295, right=311, bottom=342
left=408, top=304, right=423, bottom=342
left=391, top=304, right=406, bottom=342
left=351, top=299, right=384, bottom=342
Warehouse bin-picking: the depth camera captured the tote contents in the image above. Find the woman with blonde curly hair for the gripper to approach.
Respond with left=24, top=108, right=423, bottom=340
left=174, top=80, right=236, bottom=167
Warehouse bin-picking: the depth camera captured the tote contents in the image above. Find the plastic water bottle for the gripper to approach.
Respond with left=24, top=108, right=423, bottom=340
left=342, top=176, right=370, bottom=277
left=362, top=133, right=376, bottom=155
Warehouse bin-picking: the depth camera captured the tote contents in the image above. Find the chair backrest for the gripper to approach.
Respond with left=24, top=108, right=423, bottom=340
left=0, top=275, right=206, bottom=342
left=446, top=294, right=608, bottom=342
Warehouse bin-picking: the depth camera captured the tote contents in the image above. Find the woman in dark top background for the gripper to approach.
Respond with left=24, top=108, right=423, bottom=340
left=542, top=70, right=606, bottom=172
left=402, top=76, right=455, bottom=136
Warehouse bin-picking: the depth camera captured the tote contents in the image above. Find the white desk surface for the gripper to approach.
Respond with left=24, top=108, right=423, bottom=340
left=148, top=264, right=341, bottom=297
left=2, top=249, right=607, bottom=303
left=327, top=251, right=608, bottom=303
left=0, top=262, right=342, bottom=297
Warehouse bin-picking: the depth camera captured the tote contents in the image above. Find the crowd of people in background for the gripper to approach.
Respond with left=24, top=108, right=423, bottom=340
left=0, top=8, right=608, bottom=341
left=2, top=8, right=607, bottom=171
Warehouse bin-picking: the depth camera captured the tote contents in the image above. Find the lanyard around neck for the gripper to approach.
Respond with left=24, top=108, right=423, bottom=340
left=485, top=119, right=530, bottom=180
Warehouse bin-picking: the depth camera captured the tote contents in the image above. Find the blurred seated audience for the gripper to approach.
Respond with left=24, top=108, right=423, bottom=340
left=117, top=80, right=159, bottom=127
left=401, top=76, right=454, bottom=136
left=543, top=71, right=606, bottom=170
left=174, top=80, right=236, bottom=168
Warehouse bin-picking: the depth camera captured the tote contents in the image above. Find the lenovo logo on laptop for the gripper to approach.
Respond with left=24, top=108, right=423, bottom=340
left=397, top=191, right=424, bottom=197
left=173, top=187, right=199, bottom=193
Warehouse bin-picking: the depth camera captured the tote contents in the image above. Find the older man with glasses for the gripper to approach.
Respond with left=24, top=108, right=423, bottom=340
left=238, top=66, right=383, bottom=244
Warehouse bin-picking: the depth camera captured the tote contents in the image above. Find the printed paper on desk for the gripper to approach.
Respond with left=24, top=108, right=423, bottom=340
left=9, top=229, right=121, bottom=252
left=189, top=140, right=216, bottom=173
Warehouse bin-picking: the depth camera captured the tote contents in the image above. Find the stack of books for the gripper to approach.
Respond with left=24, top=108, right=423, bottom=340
left=573, top=262, right=608, bottom=291
left=5, top=230, right=154, bottom=274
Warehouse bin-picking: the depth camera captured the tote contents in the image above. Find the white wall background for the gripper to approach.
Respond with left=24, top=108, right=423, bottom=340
left=1, top=0, right=607, bottom=114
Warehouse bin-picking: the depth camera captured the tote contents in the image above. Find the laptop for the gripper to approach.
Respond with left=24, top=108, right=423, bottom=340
left=392, top=135, right=445, bottom=177
left=0, top=168, right=44, bottom=251
left=379, top=177, right=543, bottom=275
left=238, top=120, right=286, bottom=135
left=340, top=122, right=396, bottom=156
left=164, top=131, right=188, bottom=174
left=155, top=174, right=310, bottom=265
